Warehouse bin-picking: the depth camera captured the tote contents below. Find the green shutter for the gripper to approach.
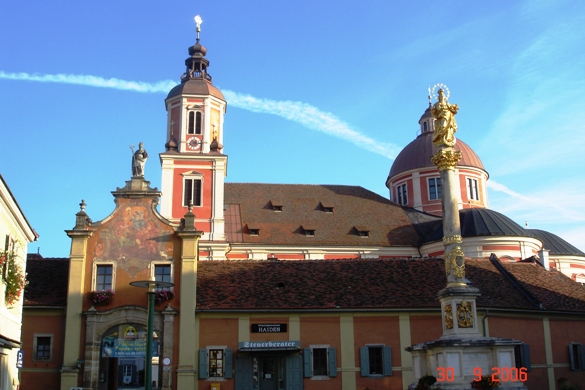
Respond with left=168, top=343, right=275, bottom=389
left=383, top=346, right=392, bottom=376
left=359, top=347, right=369, bottom=376
left=235, top=355, right=253, bottom=390
left=199, top=349, right=208, bottom=379
left=328, top=348, right=337, bottom=377
left=224, top=349, right=233, bottom=379
left=521, top=344, right=531, bottom=372
left=303, top=348, right=312, bottom=377
left=286, top=354, right=303, bottom=390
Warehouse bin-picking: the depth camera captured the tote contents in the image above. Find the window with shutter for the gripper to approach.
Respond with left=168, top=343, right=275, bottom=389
left=360, top=345, right=392, bottom=377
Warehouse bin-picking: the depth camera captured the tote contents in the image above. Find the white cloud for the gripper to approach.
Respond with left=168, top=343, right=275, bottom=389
left=0, top=71, right=399, bottom=160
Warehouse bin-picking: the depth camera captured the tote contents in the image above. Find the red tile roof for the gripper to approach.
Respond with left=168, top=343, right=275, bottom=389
left=196, top=257, right=585, bottom=313
left=24, top=257, right=70, bottom=306
left=224, top=184, right=419, bottom=247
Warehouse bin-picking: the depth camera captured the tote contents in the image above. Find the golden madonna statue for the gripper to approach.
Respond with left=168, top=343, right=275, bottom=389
left=431, top=89, right=459, bottom=147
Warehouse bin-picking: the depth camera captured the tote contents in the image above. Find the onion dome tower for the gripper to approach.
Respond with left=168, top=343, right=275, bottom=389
left=386, top=100, right=488, bottom=215
left=159, top=16, right=228, bottom=254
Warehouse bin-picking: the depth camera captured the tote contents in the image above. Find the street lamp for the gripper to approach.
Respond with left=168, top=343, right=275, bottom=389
left=130, top=280, right=174, bottom=390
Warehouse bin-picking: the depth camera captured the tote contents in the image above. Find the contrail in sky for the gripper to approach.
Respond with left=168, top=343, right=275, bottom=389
left=0, top=71, right=400, bottom=159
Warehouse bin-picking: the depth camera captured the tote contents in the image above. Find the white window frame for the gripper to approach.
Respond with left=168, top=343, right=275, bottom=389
left=33, top=333, right=54, bottom=361
left=182, top=173, right=203, bottom=207
left=187, top=110, right=203, bottom=135
left=428, top=177, right=442, bottom=200
left=467, top=178, right=479, bottom=201
left=151, top=262, right=174, bottom=288
left=92, top=262, right=116, bottom=292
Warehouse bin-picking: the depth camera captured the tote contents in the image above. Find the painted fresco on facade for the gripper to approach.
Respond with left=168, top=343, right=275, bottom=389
left=94, top=200, right=172, bottom=276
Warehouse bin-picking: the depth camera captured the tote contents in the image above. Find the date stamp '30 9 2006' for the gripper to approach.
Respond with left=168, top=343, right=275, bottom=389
left=436, top=367, right=529, bottom=383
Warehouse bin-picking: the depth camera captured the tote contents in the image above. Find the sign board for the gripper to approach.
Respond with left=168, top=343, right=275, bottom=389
left=238, top=340, right=300, bottom=350
left=251, top=323, right=288, bottom=333
left=102, top=339, right=159, bottom=358
left=16, top=350, right=23, bottom=368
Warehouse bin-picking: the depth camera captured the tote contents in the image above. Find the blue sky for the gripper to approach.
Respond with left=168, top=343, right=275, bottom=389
left=1, top=1, right=584, bottom=257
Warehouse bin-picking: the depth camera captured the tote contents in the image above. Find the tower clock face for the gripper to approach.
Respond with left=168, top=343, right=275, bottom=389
left=186, top=136, right=201, bottom=150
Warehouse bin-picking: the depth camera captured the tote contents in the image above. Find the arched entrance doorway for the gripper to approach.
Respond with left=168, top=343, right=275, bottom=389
left=98, top=324, right=159, bottom=390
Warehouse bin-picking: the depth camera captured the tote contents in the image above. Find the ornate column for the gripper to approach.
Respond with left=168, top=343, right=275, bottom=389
left=407, top=87, right=525, bottom=390
left=430, top=87, right=482, bottom=339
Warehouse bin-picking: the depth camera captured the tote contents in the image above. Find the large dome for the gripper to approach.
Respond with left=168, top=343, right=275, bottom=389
left=422, top=208, right=534, bottom=244
left=388, top=131, right=485, bottom=180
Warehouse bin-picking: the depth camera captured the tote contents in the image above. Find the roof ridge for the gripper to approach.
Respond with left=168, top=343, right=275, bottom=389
left=488, top=254, right=543, bottom=310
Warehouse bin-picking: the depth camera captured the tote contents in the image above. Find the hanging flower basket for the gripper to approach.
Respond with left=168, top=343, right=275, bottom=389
left=89, top=290, right=114, bottom=306
left=155, top=289, right=174, bottom=305
left=1, top=251, right=27, bottom=307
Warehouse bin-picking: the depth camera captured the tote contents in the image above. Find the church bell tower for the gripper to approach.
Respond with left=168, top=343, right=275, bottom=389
left=159, top=16, right=227, bottom=248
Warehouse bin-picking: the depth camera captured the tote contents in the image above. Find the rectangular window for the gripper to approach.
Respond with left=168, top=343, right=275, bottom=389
left=155, top=264, right=171, bottom=283
left=360, top=345, right=392, bottom=377
left=429, top=177, right=442, bottom=200
left=303, top=347, right=337, bottom=378
left=570, top=343, right=585, bottom=371
left=467, top=178, right=479, bottom=201
left=209, top=349, right=224, bottom=377
left=96, top=265, right=113, bottom=291
left=198, top=348, right=233, bottom=379
left=34, top=335, right=52, bottom=361
left=397, top=184, right=408, bottom=206
left=313, top=348, right=328, bottom=376
left=183, top=178, right=202, bottom=207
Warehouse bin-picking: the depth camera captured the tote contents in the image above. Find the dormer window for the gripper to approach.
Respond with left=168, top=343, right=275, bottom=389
left=302, top=226, right=316, bottom=237
left=320, top=202, right=334, bottom=213
left=354, top=226, right=370, bottom=238
left=248, top=227, right=260, bottom=236
left=270, top=200, right=283, bottom=212
left=188, top=111, right=203, bottom=135
left=423, top=121, right=428, bottom=132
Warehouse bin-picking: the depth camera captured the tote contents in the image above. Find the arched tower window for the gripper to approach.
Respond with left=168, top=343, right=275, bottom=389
left=188, top=112, right=195, bottom=134
left=195, top=112, right=202, bottom=134
left=187, top=111, right=203, bottom=135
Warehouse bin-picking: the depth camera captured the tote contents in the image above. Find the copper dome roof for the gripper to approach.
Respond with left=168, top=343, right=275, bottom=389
left=388, top=131, right=485, bottom=180
left=166, top=79, right=225, bottom=101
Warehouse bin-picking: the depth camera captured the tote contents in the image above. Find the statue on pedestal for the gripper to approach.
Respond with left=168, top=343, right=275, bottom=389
left=131, top=142, right=148, bottom=177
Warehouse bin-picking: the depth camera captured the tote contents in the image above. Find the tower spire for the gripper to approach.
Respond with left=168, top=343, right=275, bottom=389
left=182, top=15, right=212, bottom=82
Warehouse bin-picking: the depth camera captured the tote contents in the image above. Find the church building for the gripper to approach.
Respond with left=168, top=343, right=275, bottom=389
left=20, top=20, right=585, bottom=390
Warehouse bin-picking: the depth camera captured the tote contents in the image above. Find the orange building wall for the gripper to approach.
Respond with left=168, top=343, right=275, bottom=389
left=410, top=315, right=442, bottom=344
left=488, top=316, right=547, bottom=388
left=548, top=318, right=585, bottom=386
left=300, top=317, right=342, bottom=390
left=354, top=316, right=403, bottom=390
left=198, top=318, right=239, bottom=390
left=20, top=310, right=66, bottom=390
